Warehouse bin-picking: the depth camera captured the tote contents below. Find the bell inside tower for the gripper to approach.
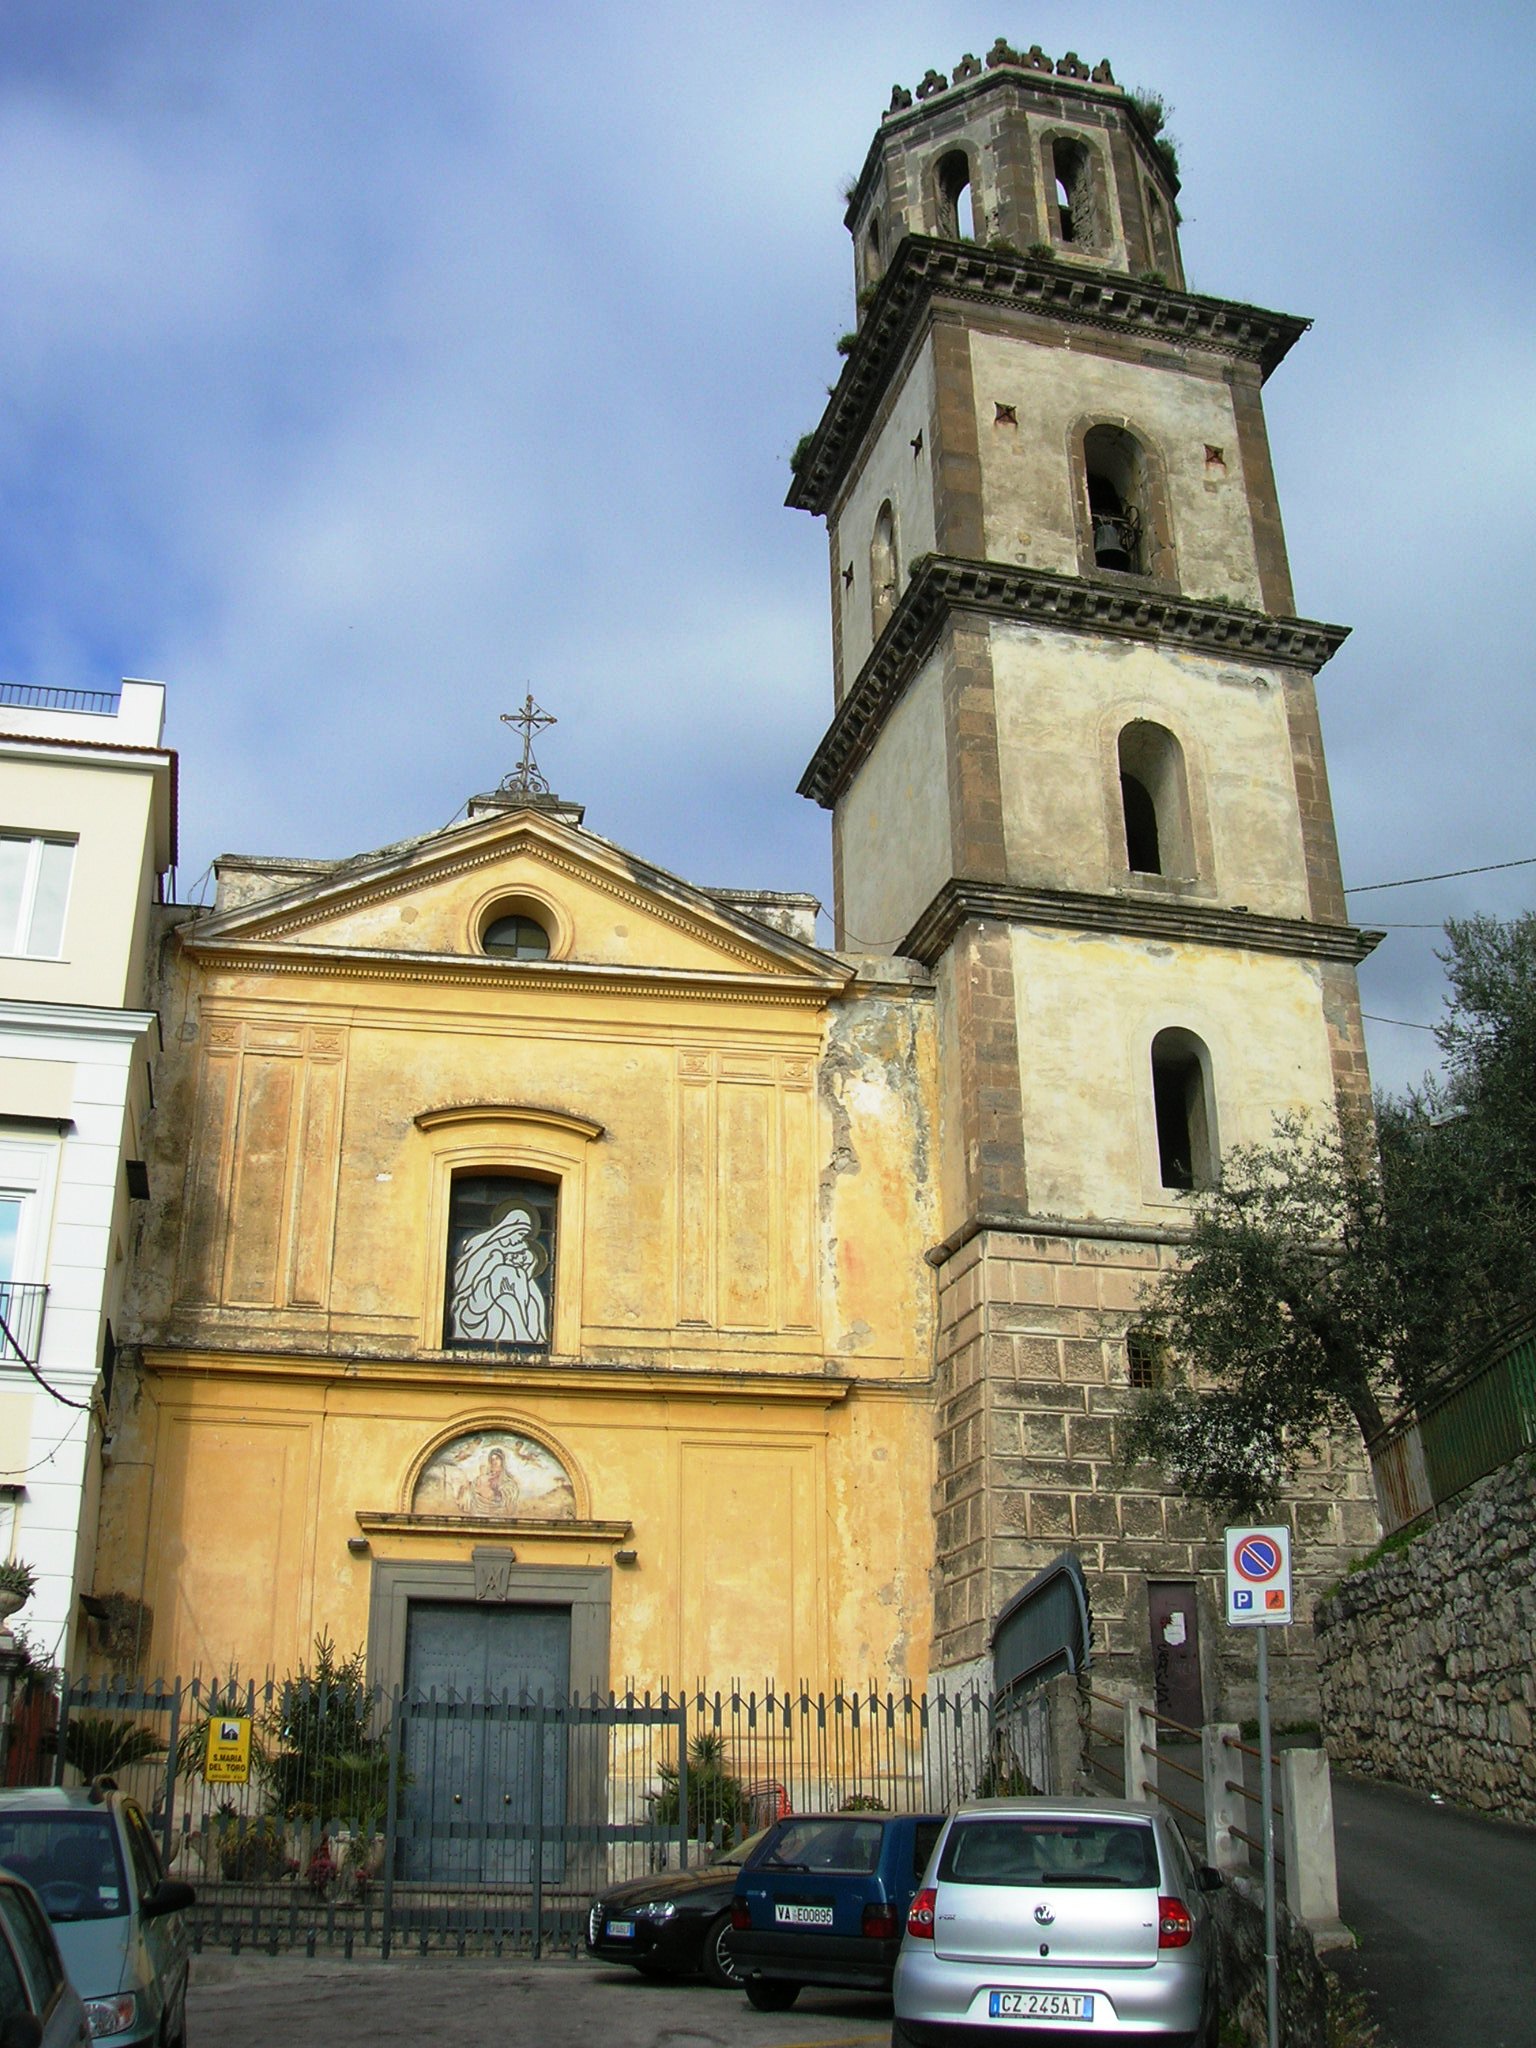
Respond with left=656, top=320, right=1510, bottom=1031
left=1084, top=426, right=1146, bottom=573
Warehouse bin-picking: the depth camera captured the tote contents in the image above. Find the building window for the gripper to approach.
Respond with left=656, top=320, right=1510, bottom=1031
left=482, top=913, right=550, bottom=959
left=935, top=151, right=977, bottom=239
left=1084, top=426, right=1149, bottom=573
left=865, top=217, right=883, bottom=287
left=1051, top=137, right=1101, bottom=248
left=1150, top=1030, right=1216, bottom=1192
left=1126, top=1328, right=1161, bottom=1390
left=870, top=500, right=899, bottom=634
left=1144, top=186, right=1176, bottom=278
left=0, top=835, right=73, bottom=958
left=1117, top=721, right=1192, bottom=878
left=444, top=1175, right=556, bottom=1349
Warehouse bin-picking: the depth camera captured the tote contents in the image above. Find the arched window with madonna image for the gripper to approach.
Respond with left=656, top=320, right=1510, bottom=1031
left=444, top=1174, right=557, bottom=1350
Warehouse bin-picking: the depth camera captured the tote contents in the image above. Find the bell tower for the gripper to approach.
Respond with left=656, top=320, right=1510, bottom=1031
left=791, top=45, right=1379, bottom=1704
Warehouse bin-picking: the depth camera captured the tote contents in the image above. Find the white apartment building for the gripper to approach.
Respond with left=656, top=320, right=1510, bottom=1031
left=0, top=679, right=174, bottom=1669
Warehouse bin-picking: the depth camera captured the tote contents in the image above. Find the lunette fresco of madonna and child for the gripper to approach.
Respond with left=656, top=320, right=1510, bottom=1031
left=446, top=1182, right=553, bottom=1349
left=411, top=1430, right=578, bottom=1521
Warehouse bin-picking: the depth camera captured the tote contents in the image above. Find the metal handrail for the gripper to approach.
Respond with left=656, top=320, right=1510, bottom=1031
left=1141, top=1742, right=1201, bottom=1785
left=0, top=682, right=119, bottom=714
left=1224, top=1776, right=1285, bottom=1823
left=0, top=1282, right=48, bottom=1367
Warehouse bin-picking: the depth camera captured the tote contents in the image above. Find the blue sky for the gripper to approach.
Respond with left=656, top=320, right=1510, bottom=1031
left=1, top=1, right=1532, bottom=1096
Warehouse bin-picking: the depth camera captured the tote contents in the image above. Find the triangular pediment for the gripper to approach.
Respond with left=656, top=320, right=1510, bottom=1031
left=183, top=806, right=845, bottom=988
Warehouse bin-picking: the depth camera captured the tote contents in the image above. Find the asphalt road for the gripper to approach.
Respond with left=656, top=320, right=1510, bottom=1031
left=189, top=1953, right=893, bottom=2048
left=1329, top=1771, right=1536, bottom=2048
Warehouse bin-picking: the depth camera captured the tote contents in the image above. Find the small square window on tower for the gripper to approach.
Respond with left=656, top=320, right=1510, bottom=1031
left=1126, top=1329, right=1161, bottom=1391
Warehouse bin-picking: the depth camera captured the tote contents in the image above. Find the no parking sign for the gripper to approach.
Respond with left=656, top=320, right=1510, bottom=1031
left=1224, top=1525, right=1292, bottom=1628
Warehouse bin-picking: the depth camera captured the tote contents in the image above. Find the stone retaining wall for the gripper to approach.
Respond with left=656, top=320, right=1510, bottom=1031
left=1314, top=1450, right=1536, bottom=1821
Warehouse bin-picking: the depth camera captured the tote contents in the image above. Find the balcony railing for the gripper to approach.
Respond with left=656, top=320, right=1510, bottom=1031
left=1370, top=1311, right=1536, bottom=1532
left=0, top=1282, right=47, bottom=1367
left=0, top=681, right=120, bottom=716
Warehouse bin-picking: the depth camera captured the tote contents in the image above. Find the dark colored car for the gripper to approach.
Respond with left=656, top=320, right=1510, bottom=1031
left=727, top=1811, right=945, bottom=2011
left=586, top=1829, right=774, bottom=1988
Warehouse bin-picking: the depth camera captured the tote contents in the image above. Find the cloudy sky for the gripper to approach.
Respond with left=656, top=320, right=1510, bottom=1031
left=1, top=1, right=1532, bottom=1097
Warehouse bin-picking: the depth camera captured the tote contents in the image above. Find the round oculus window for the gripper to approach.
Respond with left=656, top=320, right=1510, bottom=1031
left=482, top=914, right=550, bottom=959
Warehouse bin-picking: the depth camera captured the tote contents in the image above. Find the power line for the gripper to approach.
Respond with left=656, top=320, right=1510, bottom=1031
left=1362, top=1012, right=1439, bottom=1033
left=1347, top=854, right=1536, bottom=895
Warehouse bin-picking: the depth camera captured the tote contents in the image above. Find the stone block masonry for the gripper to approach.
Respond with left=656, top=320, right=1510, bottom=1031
left=1315, top=1451, right=1536, bottom=1822
left=932, top=1225, right=1377, bottom=1718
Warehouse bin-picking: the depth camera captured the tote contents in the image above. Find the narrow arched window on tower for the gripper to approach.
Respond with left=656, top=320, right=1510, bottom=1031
left=865, top=217, right=883, bottom=288
left=936, top=151, right=977, bottom=240
left=1051, top=138, right=1098, bottom=247
left=1145, top=187, right=1176, bottom=279
left=870, top=500, right=898, bottom=634
left=1150, top=1029, right=1217, bottom=1192
left=1121, top=772, right=1160, bottom=874
left=1084, top=426, right=1150, bottom=574
left=1117, top=721, right=1192, bottom=878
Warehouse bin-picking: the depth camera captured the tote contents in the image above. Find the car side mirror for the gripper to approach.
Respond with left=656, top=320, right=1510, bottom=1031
left=141, top=1878, right=197, bottom=1921
left=0, top=2013, right=44, bottom=2048
left=1196, top=1865, right=1225, bottom=1892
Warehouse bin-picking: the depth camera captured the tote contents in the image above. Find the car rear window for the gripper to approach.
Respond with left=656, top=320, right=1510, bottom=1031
left=0, top=1812, right=130, bottom=1921
left=759, top=1818, right=884, bottom=1874
left=938, top=1817, right=1159, bottom=1888
left=913, top=1820, right=943, bottom=1878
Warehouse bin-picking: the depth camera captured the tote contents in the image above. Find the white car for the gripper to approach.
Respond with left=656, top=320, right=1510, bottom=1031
left=892, top=1797, right=1222, bottom=2046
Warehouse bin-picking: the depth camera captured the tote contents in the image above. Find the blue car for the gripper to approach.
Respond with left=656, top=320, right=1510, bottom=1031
left=0, top=1787, right=193, bottom=2048
left=727, top=1811, right=945, bottom=2011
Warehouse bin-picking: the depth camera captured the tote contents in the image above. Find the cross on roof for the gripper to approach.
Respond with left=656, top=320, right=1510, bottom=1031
left=498, top=691, right=556, bottom=799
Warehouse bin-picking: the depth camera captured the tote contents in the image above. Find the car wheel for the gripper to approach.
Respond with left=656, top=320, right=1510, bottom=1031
left=701, top=1911, right=741, bottom=1989
left=743, top=1976, right=800, bottom=2011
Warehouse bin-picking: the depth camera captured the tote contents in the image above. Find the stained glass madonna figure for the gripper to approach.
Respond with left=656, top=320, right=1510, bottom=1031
left=445, top=1177, right=556, bottom=1348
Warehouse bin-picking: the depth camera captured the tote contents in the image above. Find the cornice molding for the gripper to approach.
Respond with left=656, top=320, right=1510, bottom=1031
left=356, top=1511, right=633, bottom=1543
left=414, top=1104, right=604, bottom=1141
left=798, top=554, right=1349, bottom=807
left=183, top=939, right=842, bottom=1007
left=900, top=878, right=1382, bottom=968
left=927, top=1208, right=1196, bottom=1267
left=787, top=237, right=1310, bottom=517
left=137, top=1344, right=857, bottom=1405
left=0, top=1002, right=158, bottom=1045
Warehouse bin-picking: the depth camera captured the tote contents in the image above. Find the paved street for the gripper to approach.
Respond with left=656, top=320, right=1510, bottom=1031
left=189, top=1953, right=893, bottom=2048
left=1329, top=1772, right=1536, bottom=2048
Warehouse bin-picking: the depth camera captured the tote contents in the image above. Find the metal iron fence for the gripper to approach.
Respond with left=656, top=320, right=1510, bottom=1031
left=0, top=1282, right=47, bottom=1367
left=1370, top=1314, right=1536, bottom=1532
left=0, top=682, right=120, bottom=715
left=35, top=1674, right=1056, bottom=1956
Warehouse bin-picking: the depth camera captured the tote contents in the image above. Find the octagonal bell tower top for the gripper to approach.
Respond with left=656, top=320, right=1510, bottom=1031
left=846, top=41, right=1184, bottom=299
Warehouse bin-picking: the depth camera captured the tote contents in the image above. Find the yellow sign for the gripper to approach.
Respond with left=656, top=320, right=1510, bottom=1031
left=204, top=1715, right=252, bottom=1784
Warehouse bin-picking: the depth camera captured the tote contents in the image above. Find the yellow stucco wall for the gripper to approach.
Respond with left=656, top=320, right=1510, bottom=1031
left=96, top=809, right=940, bottom=1690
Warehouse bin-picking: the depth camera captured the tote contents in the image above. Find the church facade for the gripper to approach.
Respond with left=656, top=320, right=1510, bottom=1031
left=93, top=47, right=1379, bottom=1720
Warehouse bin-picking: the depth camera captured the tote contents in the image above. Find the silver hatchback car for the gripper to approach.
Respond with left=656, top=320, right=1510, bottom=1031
left=892, top=1798, right=1221, bottom=2046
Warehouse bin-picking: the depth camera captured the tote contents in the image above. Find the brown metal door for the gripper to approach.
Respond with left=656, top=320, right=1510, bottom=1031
left=1147, top=1580, right=1204, bottom=1730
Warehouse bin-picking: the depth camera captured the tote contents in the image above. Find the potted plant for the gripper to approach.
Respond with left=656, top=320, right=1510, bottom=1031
left=0, top=1557, right=36, bottom=1624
